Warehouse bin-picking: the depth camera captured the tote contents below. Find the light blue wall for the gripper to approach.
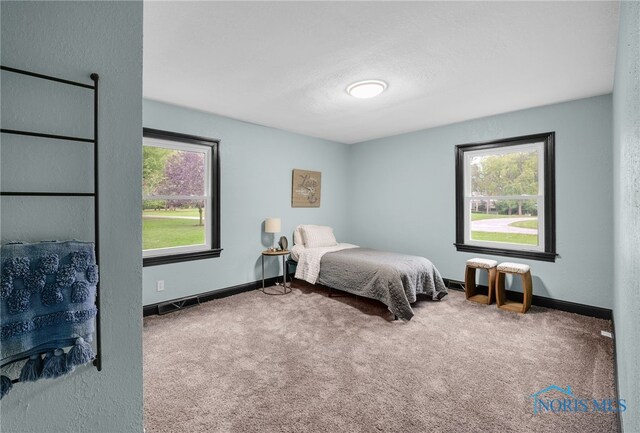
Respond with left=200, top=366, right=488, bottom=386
left=612, top=2, right=640, bottom=431
left=143, top=100, right=349, bottom=306
left=348, top=95, right=613, bottom=309
left=1, top=2, right=143, bottom=432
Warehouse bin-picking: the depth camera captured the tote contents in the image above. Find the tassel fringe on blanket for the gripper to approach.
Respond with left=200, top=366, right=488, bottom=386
left=1, top=375, right=12, bottom=399
left=19, top=354, right=43, bottom=382
left=42, top=349, right=71, bottom=379
left=67, top=337, right=95, bottom=367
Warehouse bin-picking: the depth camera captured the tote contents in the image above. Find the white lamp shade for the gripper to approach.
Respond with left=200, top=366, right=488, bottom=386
left=265, top=218, right=281, bottom=233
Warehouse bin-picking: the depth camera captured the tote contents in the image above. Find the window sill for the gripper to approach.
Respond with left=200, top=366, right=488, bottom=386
left=453, top=243, right=557, bottom=262
left=143, top=248, right=223, bottom=267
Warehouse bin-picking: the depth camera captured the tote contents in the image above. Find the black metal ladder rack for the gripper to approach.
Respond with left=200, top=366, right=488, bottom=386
left=0, top=65, right=102, bottom=373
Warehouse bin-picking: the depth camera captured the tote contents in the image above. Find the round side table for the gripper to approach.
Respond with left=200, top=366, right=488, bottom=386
left=261, top=249, right=292, bottom=295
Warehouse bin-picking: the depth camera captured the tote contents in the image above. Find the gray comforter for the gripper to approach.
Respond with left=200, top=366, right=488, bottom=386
left=317, top=248, right=448, bottom=321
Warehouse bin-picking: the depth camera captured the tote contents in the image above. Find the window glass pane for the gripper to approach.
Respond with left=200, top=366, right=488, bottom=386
left=142, top=199, right=206, bottom=250
left=143, top=146, right=206, bottom=197
left=470, top=199, right=539, bottom=246
left=470, top=149, right=538, bottom=196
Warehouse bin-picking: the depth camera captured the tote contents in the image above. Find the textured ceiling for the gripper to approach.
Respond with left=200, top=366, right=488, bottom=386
left=143, top=1, right=620, bottom=144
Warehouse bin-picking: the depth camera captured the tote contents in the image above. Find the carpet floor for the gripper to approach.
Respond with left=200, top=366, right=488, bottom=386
left=143, top=281, right=618, bottom=433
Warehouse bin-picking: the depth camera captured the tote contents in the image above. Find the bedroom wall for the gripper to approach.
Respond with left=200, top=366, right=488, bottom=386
left=612, top=1, right=640, bottom=431
left=347, top=95, right=613, bottom=309
left=142, top=99, right=349, bottom=306
left=0, top=1, right=144, bottom=433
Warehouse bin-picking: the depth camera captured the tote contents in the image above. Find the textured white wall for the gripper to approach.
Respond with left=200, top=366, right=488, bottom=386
left=1, top=2, right=143, bottom=432
left=612, top=2, right=640, bottom=432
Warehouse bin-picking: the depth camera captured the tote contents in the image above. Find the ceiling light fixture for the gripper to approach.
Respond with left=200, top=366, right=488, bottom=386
left=346, top=80, right=388, bottom=99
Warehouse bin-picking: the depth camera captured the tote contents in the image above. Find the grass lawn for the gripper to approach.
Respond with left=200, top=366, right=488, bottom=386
left=509, top=219, right=538, bottom=229
left=143, top=209, right=201, bottom=218
left=471, top=231, right=538, bottom=246
left=143, top=217, right=204, bottom=250
left=471, top=213, right=530, bottom=221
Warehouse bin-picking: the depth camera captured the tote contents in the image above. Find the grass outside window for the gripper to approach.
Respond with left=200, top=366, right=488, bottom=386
left=143, top=208, right=205, bottom=250
left=470, top=231, right=538, bottom=246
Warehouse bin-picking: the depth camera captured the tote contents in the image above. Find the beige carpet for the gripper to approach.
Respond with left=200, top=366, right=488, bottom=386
left=143, top=282, right=618, bottom=433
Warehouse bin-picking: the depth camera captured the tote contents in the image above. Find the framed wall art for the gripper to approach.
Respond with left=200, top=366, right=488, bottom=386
left=292, top=169, right=321, bottom=208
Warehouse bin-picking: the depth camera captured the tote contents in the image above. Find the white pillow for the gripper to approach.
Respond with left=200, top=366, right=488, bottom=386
left=293, top=225, right=305, bottom=246
left=294, top=224, right=320, bottom=246
left=301, top=225, right=338, bottom=248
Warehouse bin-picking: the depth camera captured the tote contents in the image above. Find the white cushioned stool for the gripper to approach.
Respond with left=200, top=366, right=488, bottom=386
left=465, top=258, right=498, bottom=305
left=496, top=262, right=532, bottom=314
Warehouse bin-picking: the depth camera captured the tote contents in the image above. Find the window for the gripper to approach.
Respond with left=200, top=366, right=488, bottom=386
left=455, top=132, right=557, bottom=262
left=142, top=128, right=221, bottom=266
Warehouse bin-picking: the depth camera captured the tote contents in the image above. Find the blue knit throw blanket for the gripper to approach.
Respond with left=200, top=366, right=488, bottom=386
left=0, top=241, right=98, bottom=399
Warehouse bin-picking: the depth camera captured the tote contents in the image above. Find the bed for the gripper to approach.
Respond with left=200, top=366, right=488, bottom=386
left=291, top=225, right=448, bottom=321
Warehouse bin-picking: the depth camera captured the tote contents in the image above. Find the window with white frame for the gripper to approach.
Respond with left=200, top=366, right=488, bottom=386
left=454, top=132, right=557, bottom=262
left=142, top=128, right=221, bottom=266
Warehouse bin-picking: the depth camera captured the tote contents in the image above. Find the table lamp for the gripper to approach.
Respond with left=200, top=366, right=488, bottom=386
left=265, top=218, right=281, bottom=250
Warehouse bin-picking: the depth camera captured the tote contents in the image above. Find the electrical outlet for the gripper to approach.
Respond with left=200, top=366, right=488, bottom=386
left=156, top=280, right=165, bottom=292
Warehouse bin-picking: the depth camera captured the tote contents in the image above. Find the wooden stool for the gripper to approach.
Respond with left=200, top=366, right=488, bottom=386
left=496, top=262, right=533, bottom=314
left=465, top=258, right=498, bottom=305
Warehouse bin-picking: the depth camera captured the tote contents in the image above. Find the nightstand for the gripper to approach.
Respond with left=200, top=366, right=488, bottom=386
left=261, top=249, right=291, bottom=295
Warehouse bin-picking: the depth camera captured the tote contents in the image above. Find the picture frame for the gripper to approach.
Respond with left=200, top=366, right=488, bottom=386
left=279, top=236, right=288, bottom=251
left=292, top=169, right=321, bottom=208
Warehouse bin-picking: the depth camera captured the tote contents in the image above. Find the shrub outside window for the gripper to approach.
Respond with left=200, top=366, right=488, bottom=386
left=454, top=132, right=557, bottom=262
left=142, top=128, right=221, bottom=266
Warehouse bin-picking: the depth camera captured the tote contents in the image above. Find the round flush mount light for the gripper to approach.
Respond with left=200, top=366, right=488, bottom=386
left=346, top=79, right=388, bottom=99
